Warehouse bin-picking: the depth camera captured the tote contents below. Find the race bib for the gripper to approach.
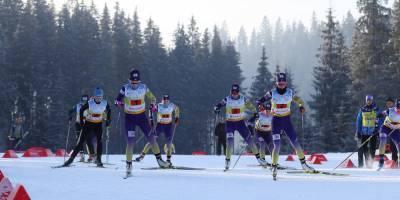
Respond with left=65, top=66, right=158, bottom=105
left=92, top=114, right=101, bottom=118
left=127, top=131, right=135, bottom=138
left=272, top=134, right=280, bottom=140
left=130, top=100, right=142, bottom=105
left=276, top=104, right=287, bottom=109
left=231, top=108, right=241, bottom=114
left=161, top=114, right=170, bottom=118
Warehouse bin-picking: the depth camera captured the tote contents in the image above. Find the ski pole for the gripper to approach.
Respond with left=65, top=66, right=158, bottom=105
left=106, top=127, right=110, bottom=164
left=64, top=121, right=72, bottom=162
left=333, top=128, right=396, bottom=170
left=232, top=146, right=247, bottom=169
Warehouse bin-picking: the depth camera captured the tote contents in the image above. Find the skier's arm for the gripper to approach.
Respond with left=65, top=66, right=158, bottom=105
left=79, top=103, right=89, bottom=124
left=356, top=110, right=362, bottom=134
left=105, top=103, right=111, bottom=127
left=293, top=96, right=304, bottom=107
left=145, top=89, right=156, bottom=104
left=174, top=105, right=180, bottom=124
left=245, top=98, right=257, bottom=113
left=214, top=98, right=227, bottom=111
left=115, top=86, right=126, bottom=105
left=256, top=91, right=272, bottom=105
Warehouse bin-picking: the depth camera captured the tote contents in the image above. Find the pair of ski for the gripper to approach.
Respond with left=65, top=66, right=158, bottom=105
left=123, top=165, right=206, bottom=179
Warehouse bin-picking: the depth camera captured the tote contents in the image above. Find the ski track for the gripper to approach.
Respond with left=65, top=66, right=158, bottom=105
left=1, top=153, right=400, bottom=200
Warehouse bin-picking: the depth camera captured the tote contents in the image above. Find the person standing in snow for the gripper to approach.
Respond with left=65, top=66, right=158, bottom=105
left=135, top=94, right=180, bottom=166
left=214, top=84, right=267, bottom=170
left=63, top=87, right=111, bottom=167
left=115, top=69, right=169, bottom=176
left=254, top=102, right=274, bottom=163
left=377, top=98, right=400, bottom=169
left=7, top=115, right=25, bottom=150
left=257, top=72, right=314, bottom=180
left=355, top=95, right=379, bottom=168
left=68, top=94, right=95, bottom=162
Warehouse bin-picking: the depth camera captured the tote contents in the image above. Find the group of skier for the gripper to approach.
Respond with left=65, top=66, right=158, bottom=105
left=61, top=69, right=179, bottom=177
left=355, top=95, right=400, bottom=170
left=214, top=72, right=313, bottom=179
left=51, top=67, right=400, bottom=179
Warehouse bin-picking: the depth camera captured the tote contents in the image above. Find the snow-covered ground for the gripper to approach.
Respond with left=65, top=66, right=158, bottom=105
left=2, top=153, right=400, bottom=200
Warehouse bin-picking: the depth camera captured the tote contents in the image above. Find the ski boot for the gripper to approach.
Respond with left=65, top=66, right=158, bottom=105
left=378, top=154, right=385, bottom=170
left=79, top=152, right=85, bottom=162
left=87, top=154, right=94, bottom=163
left=300, top=158, right=316, bottom=172
left=166, top=156, right=173, bottom=167
left=155, top=154, right=170, bottom=168
left=126, top=161, right=132, bottom=177
left=134, top=155, right=144, bottom=162
left=224, top=159, right=231, bottom=171
left=257, top=157, right=268, bottom=166
left=272, top=164, right=277, bottom=181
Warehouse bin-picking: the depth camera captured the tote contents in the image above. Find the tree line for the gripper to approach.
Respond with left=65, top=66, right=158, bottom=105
left=1, top=0, right=399, bottom=154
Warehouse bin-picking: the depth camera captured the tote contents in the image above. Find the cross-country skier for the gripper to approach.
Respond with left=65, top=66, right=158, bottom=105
left=257, top=72, right=314, bottom=180
left=254, top=102, right=274, bottom=161
left=382, top=97, right=397, bottom=165
left=377, top=98, right=400, bottom=169
left=68, top=94, right=95, bottom=162
left=355, top=95, right=379, bottom=168
left=63, top=87, right=111, bottom=167
left=134, top=94, right=180, bottom=165
left=115, top=69, right=170, bottom=176
left=214, top=84, right=267, bottom=170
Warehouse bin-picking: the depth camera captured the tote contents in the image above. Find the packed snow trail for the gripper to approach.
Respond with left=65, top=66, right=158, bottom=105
left=2, top=153, right=400, bottom=200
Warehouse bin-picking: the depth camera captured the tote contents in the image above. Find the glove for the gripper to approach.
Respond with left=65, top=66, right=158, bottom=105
left=150, top=103, right=157, bottom=112
left=214, top=106, right=220, bottom=114
left=299, top=106, right=306, bottom=114
left=174, top=118, right=179, bottom=125
left=114, top=100, right=123, bottom=108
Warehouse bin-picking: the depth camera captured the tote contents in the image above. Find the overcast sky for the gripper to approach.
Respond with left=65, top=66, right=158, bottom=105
left=54, top=0, right=394, bottom=45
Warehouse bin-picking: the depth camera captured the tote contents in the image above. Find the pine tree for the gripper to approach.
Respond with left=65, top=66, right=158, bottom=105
left=387, top=0, right=400, bottom=96
left=351, top=0, right=391, bottom=105
left=341, top=11, right=356, bottom=47
left=249, top=46, right=274, bottom=100
left=310, top=8, right=353, bottom=152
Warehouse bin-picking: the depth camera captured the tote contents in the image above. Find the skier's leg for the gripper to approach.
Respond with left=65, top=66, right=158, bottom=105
left=95, top=124, right=103, bottom=165
left=163, top=124, right=173, bottom=162
left=237, top=120, right=258, bottom=154
left=255, top=130, right=266, bottom=160
left=389, top=131, right=400, bottom=166
left=64, top=125, right=89, bottom=166
left=264, top=131, right=274, bottom=156
left=271, top=117, right=282, bottom=166
left=361, top=136, right=370, bottom=166
left=378, top=127, right=390, bottom=167
left=225, top=122, right=235, bottom=161
left=283, top=116, right=305, bottom=160
left=125, top=114, right=137, bottom=162
left=357, top=136, right=365, bottom=167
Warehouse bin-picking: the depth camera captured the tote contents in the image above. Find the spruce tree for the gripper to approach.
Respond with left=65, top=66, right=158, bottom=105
left=351, top=0, right=391, bottom=105
left=310, top=9, right=353, bottom=152
left=249, top=46, right=274, bottom=101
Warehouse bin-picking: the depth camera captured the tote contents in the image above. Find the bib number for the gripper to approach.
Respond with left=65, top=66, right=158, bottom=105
left=272, top=134, right=280, bottom=140
left=128, top=131, right=135, bottom=138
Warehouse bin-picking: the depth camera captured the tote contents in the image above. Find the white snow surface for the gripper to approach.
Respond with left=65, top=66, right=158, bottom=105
left=1, top=153, right=400, bottom=200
